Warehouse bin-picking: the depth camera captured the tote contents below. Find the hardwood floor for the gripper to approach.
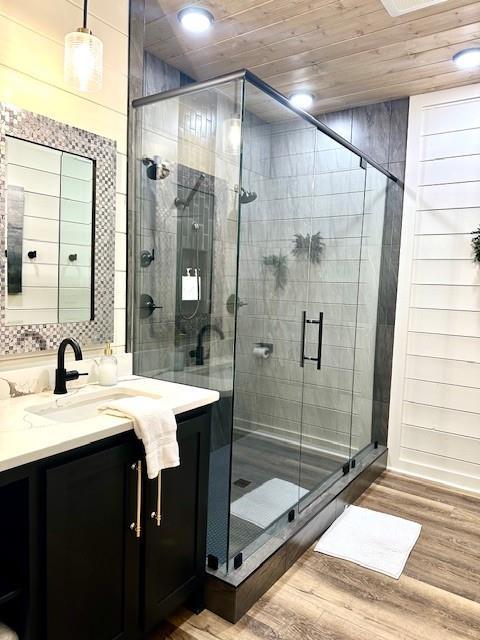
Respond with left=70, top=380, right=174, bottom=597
left=151, top=471, right=480, bottom=640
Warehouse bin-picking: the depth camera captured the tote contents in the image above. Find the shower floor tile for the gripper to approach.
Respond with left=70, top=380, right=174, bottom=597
left=207, top=430, right=347, bottom=566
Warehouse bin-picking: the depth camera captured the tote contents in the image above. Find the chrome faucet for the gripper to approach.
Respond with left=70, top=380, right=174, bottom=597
left=191, top=324, right=225, bottom=366
left=54, top=338, right=87, bottom=394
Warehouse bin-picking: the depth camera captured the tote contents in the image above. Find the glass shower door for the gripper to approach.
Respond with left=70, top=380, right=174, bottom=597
left=228, top=89, right=317, bottom=568
left=131, top=80, right=245, bottom=572
left=298, top=130, right=367, bottom=508
left=350, top=164, right=388, bottom=458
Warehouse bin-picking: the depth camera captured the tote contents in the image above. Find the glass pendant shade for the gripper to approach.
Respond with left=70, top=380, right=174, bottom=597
left=64, top=28, right=103, bottom=92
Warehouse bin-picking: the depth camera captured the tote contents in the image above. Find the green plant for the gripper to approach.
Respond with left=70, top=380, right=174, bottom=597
left=472, top=225, right=480, bottom=264
left=263, top=253, right=288, bottom=290
left=292, top=231, right=325, bottom=264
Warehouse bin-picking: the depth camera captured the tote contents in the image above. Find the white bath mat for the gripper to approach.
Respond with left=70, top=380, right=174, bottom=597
left=231, top=478, right=308, bottom=530
left=314, top=505, right=421, bottom=579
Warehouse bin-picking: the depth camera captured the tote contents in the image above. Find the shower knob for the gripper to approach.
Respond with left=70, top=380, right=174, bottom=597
left=139, top=293, right=162, bottom=319
left=140, top=249, right=155, bottom=267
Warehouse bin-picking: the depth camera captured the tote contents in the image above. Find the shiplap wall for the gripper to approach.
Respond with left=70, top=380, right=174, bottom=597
left=389, top=84, right=480, bottom=494
left=0, top=0, right=128, bottom=359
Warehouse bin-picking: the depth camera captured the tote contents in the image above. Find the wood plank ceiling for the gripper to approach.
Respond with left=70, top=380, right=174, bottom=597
left=144, top=0, right=480, bottom=112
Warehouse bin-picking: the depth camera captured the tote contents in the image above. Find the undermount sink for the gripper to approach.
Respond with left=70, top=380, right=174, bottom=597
left=25, top=387, right=159, bottom=424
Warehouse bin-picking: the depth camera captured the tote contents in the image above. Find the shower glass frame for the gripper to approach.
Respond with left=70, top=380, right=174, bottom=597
left=131, top=70, right=396, bottom=576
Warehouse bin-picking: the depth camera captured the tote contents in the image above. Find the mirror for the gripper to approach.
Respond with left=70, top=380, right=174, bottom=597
left=1, top=103, right=116, bottom=356
left=5, top=136, right=95, bottom=325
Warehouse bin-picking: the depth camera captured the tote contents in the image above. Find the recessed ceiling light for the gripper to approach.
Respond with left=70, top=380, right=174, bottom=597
left=177, top=7, right=214, bottom=33
left=453, top=48, right=480, bottom=69
left=289, top=92, right=315, bottom=110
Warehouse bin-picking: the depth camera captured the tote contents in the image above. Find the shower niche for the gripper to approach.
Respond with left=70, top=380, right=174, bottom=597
left=175, top=165, right=215, bottom=321
left=131, top=70, right=399, bottom=614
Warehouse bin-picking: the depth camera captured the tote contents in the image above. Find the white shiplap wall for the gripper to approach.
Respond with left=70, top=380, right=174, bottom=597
left=0, top=0, right=128, bottom=360
left=389, top=84, right=480, bottom=494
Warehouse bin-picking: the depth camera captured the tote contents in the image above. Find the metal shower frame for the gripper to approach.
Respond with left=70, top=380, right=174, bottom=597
left=132, top=68, right=399, bottom=183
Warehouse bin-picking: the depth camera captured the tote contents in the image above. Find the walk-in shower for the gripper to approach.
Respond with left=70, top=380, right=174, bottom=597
left=130, top=70, right=397, bottom=584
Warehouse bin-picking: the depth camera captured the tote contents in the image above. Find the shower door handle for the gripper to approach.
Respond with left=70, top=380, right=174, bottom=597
left=300, top=311, right=323, bottom=370
left=317, top=311, right=323, bottom=371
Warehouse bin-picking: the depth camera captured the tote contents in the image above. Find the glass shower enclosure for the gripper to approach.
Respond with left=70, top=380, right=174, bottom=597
left=131, top=70, right=394, bottom=576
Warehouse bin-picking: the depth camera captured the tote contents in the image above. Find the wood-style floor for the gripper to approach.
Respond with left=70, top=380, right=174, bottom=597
left=151, top=471, right=480, bottom=640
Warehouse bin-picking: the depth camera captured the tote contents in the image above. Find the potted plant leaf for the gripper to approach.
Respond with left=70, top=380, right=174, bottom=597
left=263, top=253, right=288, bottom=291
left=292, top=231, right=325, bottom=264
left=472, top=225, right=480, bottom=264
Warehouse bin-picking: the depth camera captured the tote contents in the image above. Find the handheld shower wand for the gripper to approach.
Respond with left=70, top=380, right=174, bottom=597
left=175, top=174, right=206, bottom=209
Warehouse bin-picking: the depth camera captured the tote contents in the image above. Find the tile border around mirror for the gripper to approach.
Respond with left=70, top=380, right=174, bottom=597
left=0, top=103, right=116, bottom=355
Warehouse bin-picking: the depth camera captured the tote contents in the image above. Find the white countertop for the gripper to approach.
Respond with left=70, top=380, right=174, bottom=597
left=0, top=376, right=219, bottom=473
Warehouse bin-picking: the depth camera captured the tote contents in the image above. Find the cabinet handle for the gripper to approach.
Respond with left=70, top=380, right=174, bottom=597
left=150, top=472, right=162, bottom=527
left=156, top=472, right=162, bottom=527
left=131, top=460, right=142, bottom=539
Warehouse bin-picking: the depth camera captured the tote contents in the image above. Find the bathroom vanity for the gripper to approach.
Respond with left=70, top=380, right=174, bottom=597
left=0, top=379, right=219, bottom=639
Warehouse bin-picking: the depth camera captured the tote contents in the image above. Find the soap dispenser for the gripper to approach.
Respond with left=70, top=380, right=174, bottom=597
left=99, top=343, right=118, bottom=386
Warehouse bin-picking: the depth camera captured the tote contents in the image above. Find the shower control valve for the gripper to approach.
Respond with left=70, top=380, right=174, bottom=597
left=140, top=249, right=155, bottom=267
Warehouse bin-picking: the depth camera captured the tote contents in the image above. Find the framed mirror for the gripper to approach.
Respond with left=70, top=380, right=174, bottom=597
left=0, top=104, right=116, bottom=355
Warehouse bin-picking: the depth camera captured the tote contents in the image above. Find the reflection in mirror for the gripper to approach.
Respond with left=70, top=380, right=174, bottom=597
left=5, top=136, right=94, bottom=326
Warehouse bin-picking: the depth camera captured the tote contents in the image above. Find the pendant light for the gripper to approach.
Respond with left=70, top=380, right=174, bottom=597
left=64, top=0, right=103, bottom=92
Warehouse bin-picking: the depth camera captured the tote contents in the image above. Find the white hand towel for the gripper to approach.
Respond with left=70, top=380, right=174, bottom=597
left=99, top=396, right=179, bottom=479
left=0, top=622, right=19, bottom=640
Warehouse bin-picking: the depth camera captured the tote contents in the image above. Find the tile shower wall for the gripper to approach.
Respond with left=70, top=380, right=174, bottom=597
left=234, top=117, right=363, bottom=458
left=234, top=100, right=407, bottom=455
left=135, top=54, right=241, bottom=429
left=1, top=0, right=129, bottom=363
left=320, top=101, right=408, bottom=446
left=135, top=54, right=408, bottom=453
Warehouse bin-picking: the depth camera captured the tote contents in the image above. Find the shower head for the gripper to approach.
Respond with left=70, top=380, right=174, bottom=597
left=240, top=188, right=257, bottom=204
left=142, top=157, right=170, bottom=180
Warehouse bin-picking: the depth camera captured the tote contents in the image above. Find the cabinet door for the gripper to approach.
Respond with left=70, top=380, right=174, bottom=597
left=143, top=413, right=210, bottom=631
left=45, top=442, right=141, bottom=640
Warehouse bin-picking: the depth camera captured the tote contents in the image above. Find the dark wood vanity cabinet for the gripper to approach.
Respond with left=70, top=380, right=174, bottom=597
left=0, top=406, right=212, bottom=640
left=45, top=440, right=140, bottom=640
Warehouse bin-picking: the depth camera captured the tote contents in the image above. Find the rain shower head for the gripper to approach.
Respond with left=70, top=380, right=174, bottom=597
left=240, top=188, right=257, bottom=204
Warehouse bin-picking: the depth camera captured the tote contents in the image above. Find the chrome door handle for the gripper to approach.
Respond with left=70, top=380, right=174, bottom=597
left=151, top=472, right=162, bottom=527
left=157, top=472, right=162, bottom=526
left=131, top=460, right=142, bottom=538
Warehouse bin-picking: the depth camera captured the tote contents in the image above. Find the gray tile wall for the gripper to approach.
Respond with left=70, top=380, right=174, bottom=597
left=318, top=100, right=409, bottom=445
left=132, top=50, right=243, bottom=420
left=129, top=38, right=407, bottom=453
left=233, top=112, right=390, bottom=460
